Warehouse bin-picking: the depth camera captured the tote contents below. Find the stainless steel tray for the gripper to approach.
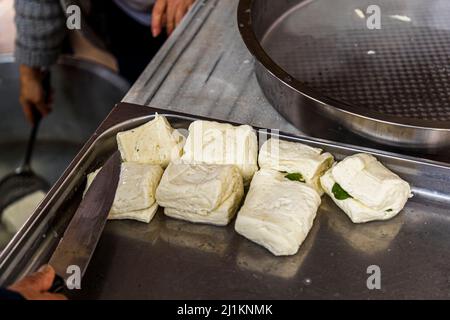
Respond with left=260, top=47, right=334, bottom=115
left=238, top=0, right=450, bottom=150
left=1, top=103, right=450, bottom=299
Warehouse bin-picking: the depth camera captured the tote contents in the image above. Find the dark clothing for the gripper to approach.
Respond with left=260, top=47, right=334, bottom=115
left=103, top=1, right=167, bottom=83
left=0, top=288, right=24, bottom=300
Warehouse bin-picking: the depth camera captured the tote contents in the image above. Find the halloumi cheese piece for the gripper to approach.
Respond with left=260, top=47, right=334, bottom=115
left=108, top=203, right=158, bottom=224
left=85, top=162, right=163, bottom=223
left=258, top=138, right=334, bottom=193
left=234, top=169, right=321, bottom=256
left=116, top=114, right=185, bottom=168
left=320, top=153, right=412, bottom=223
left=180, top=120, right=258, bottom=184
left=155, top=163, right=244, bottom=226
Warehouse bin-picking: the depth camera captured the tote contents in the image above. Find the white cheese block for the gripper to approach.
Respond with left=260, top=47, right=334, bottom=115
left=116, top=114, right=185, bottom=168
left=85, top=162, right=163, bottom=223
left=110, top=162, right=163, bottom=214
left=320, top=153, right=412, bottom=223
left=180, top=120, right=258, bottom=184
left=234, top=169, right=321, bottom=256
left=1, top=191, right=46, bottom=233
left=84, top=167, right=102, bottom=197
left=258, top=138, right=334, bottom=193
left=155, top=163, right=244, bottom=226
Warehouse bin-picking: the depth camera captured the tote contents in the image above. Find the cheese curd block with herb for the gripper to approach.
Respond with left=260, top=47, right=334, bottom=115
left=258, top=138, right=334, bottom=193
left=116, top=114, right=185, bottom=168
left=180, top=120, right=258, bottom=184
left=234, top=169, right=321, bottom=256
left=155, top=163, right=244, bottom=226
left=85, top=162, right=163, bottom=223
left=320, top=153, right=412, bottom=223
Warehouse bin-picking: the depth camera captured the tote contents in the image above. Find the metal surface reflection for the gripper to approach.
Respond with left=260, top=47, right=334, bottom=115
left=324, top=199, right=404, bottom=255
left=159, top=217, right=231, bottom=256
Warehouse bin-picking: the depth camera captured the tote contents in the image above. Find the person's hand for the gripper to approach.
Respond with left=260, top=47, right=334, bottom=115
left=152, top=0, right=195, bottom=37
left=8, top=265, right=67, bottom=300
left=19, top=64, right=53, bottom=125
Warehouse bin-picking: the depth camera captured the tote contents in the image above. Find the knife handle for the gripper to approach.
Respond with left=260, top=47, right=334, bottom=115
left=49, top=274, right=66, bottom=293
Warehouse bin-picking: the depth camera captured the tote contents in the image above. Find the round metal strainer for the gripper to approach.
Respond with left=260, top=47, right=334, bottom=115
left=238, top=0, right=450, bottom=149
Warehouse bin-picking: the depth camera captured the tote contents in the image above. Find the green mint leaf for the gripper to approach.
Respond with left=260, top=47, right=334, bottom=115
left=284, top=172, right=305, bottom=183
left=332, top=183, right=352, bottom=200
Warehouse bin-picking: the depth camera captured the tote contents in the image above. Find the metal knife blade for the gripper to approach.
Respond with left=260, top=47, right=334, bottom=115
left=49, top=151, right=121, bottom=282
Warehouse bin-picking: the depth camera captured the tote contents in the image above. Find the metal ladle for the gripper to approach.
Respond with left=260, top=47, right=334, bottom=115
left=0, top=72, right=51, bottom=214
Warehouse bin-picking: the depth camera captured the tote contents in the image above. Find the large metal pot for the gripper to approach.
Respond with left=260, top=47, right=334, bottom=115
left=238, top=0, right=450, bottom=151
left=0, top=54, right=129, bottom=248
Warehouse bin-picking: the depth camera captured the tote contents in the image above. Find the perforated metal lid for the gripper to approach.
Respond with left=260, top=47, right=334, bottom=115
left=261, top=0, right=450, bottom=124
